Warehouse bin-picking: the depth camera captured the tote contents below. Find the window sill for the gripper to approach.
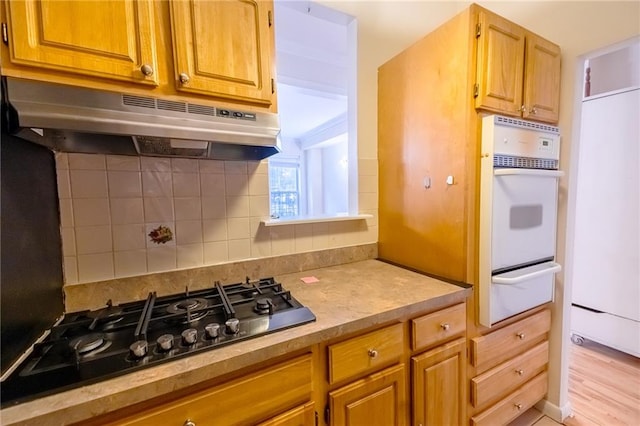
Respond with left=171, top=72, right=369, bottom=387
left=261, top=214, right=372, bottom=227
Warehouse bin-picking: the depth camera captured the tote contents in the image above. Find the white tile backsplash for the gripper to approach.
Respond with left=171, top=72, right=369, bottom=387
left=177, top=243, right=204, bottom=268
left=68, top=153, right=106, bottom=170
left=175, top=197, right=202, bottom=221
left=113, top=224, right=146, bottom=251
left=144, top=197, right=174, bottom=222
left=114, top=250, right=147, bottom=277
left=142, top=171, right=173, bottom=197
left=73, top=198, right=110, bottom=226
left=176, top=220, right=203, bottom=244
left=173, top=173, right=200, bottom=197
left=110, top=198, right=144, bottom=225
left=58, top=154, right=375, bottom=284
left=77, top=253, right=114, bottom=282
left=70, top=170, right=108, bottom=198
left=107, top=171, right=142, bottom=198
left=107, top=155, right=140, bottom=171
left=75, top=225, right=113, bottom=254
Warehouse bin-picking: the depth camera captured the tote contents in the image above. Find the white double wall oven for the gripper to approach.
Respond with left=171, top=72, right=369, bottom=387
left=479, top=115, right=563, bottom=327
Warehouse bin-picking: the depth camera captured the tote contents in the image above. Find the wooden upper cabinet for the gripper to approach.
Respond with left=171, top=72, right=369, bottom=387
left=475, top=10, right=525, bottom=117
left=522, top=31, right=561, bottom=123
left=4, top=0, right=159, bottom=85
left=475, top=8, right=560, bottom=123
left=169, top=0, right=275, bottom=107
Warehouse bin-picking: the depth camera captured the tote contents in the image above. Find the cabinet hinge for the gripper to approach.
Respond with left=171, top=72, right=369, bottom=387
left=2, top=23, right=8, bottom=45
left=315, top=411, right=319, bottom=426
left=271, top=78, right=275, bottom=94
left=474, top=83, right=479, bottom=98
left=268, top=10, right=273, bottom=27
left=324, top=405, right=330, bottom=424
left=475, top=23, right=481, bottom=38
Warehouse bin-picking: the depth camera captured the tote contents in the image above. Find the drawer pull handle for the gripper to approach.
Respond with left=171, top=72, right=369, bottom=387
left=440, top=323, right=450, bottom=331
left=515, top=369, right=524, bottom=376
left=368, top=349, right=379, bottom=358
left=515, top=403, right=523, bottom=410
left=516, top=332, right=526, bottom=340
left=184, top=420, right=196, bottom=426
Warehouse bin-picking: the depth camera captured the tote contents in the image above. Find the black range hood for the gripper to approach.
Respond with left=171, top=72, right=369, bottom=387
left=1, top=77, right=281, bottom=161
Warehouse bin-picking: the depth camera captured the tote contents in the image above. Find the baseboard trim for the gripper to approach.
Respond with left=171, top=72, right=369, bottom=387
left=535, top=399, right=573, bottom=423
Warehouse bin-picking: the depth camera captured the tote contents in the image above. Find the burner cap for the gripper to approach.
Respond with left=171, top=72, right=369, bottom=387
left=166, top=298, right=209, bottom=323
left=254, top=297, right=274, bottom=315
left=69, top=333, right=110, bottom=355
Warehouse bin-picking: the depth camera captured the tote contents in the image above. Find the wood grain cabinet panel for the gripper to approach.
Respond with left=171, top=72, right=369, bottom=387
left=412, top=337, right=466, bottom=426
left=471, top=309, right=551, bottom=372
left=329, top=364, right=407, bottom=426
left=169, top=0, right=275, bottom=106
left=4, top=0, right=159, bottom=85
left=471, top=340, right=549, bottom=408
left=475, top=9, right=560, bottom=123
left=411, top=303, right=466, bottom=351
left=328, top=323, right=403, bottom=384
left=109, top=355, right=313, bottom=426
left=471, top=372, right=548, bottom=426
left=257, top=402, right=316, bottom=426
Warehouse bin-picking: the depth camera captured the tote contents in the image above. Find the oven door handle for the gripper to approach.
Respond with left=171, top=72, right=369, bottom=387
left=493, top=262, right=562, bottom=285
left=494, top=168, right=564, bottom=178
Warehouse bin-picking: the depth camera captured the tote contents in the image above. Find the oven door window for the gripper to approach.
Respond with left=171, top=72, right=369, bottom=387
left=491, top=173, right=559, bottom=270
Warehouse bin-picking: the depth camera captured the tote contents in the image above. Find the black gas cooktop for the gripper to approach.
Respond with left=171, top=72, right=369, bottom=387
left=0, top=277, right=315, bottom=407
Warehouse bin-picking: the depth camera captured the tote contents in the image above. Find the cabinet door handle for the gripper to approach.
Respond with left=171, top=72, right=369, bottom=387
left=184, top=420, right=196, bottom=426
left=529, top=107, right=538, bottom=115
left=440, top=323, right=450, bottom=331
left=515, top=369, right=524, bottom=376
left=514, top=403, right=523, bottom=410
left=517, top=105, right=525, bottom=112
left=140, top=64, right=154, bottom=76
left=367, top=349, right=379, bottom=358
left=179, top=73, right=191, bottom=84
left=516, top=332, right=525, bottom=340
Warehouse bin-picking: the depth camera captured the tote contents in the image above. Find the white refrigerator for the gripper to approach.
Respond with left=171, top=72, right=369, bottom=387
left=571, top=87, right=640, bottom=357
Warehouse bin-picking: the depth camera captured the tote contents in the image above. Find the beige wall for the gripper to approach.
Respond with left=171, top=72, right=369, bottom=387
left=319, top=0, right=639, bottom=420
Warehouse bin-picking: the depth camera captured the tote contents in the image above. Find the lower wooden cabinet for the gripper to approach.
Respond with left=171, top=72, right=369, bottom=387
left=257, top=402, right=316, bottom=426
left=328, top=364, right=407, bottom=426
left=412, top=337, right=466, bottom=426
left=468, top=309, right=551, bottom=425
left=105, top=355, right=313, bottom=426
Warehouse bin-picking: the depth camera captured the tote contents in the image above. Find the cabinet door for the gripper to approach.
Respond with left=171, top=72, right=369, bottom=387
left=170, top=0, right=275, bottom=107
left=475, top=10, right=525, bottom=116
left=329, top=364, right=407, bottom=426
left=412, top=338, right=465, bottom=426
left=5, top=0, right=158, bottom=85
left=257, top=402, right=315, bottom=426
left=522, top=32, right=561, bottom=123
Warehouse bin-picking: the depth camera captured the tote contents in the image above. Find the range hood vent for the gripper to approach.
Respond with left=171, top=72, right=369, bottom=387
left=1, top=77, right=281, bottom=161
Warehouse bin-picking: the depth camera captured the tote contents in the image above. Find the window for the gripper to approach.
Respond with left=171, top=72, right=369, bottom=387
left=269, top=162, right=300, bottom=218
left=270, top=1, right=357, bottom=220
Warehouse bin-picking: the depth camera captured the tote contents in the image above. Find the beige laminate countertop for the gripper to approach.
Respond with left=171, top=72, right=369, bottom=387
left=0, top=259, right=471, bottom=426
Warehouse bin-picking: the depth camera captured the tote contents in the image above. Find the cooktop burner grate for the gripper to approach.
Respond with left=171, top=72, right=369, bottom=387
left=0, top=277, right=315, bottom=407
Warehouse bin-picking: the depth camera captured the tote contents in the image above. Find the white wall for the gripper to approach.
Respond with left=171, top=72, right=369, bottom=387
left=318, top=0, right=640, bottom=421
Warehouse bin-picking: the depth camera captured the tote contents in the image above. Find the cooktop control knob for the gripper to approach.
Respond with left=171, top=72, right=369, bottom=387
left=205, top=323, right=221, bottom=339
left=129, top=340, right=148, bottom=358
left=181, top=328, right=198, bottom=345
left=225, top=318, right=240, bottom=334
left=157, top=334, right=174, bottom=351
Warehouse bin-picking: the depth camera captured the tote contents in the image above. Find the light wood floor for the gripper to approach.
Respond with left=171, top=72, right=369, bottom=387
left=531, top=338, right=640, bottom=426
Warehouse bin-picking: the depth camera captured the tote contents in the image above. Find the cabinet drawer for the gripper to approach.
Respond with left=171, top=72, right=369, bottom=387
left=411, top=303, right=466, bottom=351
left=471, top=340, right=549, bottom=408
left=114, top=355, right=313, bottom=426
left=471, top=372, right=548, bottom=426
left=471, top=309, right=550, bottom=371
left=328, top=323, right=404, bottom=384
